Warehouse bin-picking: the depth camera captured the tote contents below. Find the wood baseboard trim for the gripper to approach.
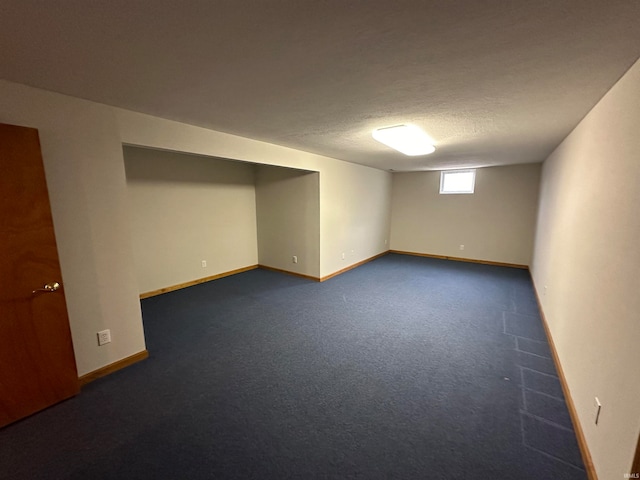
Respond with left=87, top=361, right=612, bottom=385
left=140, top=265, right=259, bottom=299
left=320, top=251, right=389, bottom=282
left=389, top=250, right=528, bottom=269
left=258, top=265, right=320, bottom=282
left=531, top=281, right=597, bottom=480
left=632, top=433, right=640, bottom=477
left=79, top=350, right=149, bottom=386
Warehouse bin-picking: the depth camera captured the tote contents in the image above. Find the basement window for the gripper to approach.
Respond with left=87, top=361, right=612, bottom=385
left=439, top=169, right=476, bottom=194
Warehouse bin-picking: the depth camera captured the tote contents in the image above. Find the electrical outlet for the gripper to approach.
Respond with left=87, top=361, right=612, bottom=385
left=97, top=329, right=111, bottom=346
left=292, top=255, right=298, bottom=264
left=544, top=285, right=548, bottom=296
left=594, top=397, right=602, bottom=425
left=201, top=260, right=207, bottom=268
left=384, top=239, right=387, bottom=245
left=459, top=244, right=465, bottom=250
left=341, top=252, right=345, bottom=260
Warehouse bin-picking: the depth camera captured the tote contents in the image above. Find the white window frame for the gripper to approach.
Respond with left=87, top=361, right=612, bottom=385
left=439, top=169, right=476, bottom=194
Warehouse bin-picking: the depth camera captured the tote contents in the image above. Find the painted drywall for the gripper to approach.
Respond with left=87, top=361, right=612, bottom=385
left=123, top=147, right=258, bottom=294
left=0, top=79, right=391, bottom=375
left=390, top=164, right=541, bottom=266
left=319, top=159, right=393, bottom=277
left=116, top=109, right=392, bottom=278
left=255, top=166, right=320, bottom=278
left=0, top=82, right=145, bottom=376
left=531, top=59, right=640, bottom=479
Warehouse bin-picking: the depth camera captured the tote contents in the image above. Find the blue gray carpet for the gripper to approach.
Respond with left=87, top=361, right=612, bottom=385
left=0, top=253, right=586, bottom=479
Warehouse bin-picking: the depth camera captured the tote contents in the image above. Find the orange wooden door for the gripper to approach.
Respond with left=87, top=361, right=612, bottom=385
left=0, top=123, right=79, bottom=428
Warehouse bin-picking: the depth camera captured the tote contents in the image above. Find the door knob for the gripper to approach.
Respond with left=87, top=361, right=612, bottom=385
left=32, top=282, right=61, bottom=294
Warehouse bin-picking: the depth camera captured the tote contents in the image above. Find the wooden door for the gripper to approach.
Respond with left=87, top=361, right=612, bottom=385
left=0, top=123, right=79, bottom=428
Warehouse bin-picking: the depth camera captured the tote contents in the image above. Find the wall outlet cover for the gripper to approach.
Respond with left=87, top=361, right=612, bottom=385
left=97, top=329, right=111, bottom=346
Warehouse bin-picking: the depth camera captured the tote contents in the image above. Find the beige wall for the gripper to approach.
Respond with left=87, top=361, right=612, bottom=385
left=390, top=164, right=541, bottom=265
left=0, top=79, right=391, bottom=375
left=116, top=109, right=393, bottom=279
left=532, top=59, right=640, bottom=479
left=320, top=160, right=392, bottom=276
left=255, top=166, right=320, bottom=278
left=0, top=82, right=145, bottom=377
left=123, top=147, right=258, bottom=294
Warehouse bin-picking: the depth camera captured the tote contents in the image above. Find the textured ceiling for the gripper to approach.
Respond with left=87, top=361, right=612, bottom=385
left=1, top=1, right=639, bottom=171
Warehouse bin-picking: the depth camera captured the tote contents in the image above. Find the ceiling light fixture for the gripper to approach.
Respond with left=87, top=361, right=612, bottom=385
left=372, top=124, right=436, bottom=156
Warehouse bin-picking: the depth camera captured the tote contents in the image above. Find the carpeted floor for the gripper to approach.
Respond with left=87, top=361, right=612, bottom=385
left=0, top=254, right=586, bottom=479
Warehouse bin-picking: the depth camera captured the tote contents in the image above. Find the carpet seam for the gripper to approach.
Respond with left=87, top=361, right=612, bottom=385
left=522, top=444, right=587, bottom=472
left=520, top=411, right=575, bottom=432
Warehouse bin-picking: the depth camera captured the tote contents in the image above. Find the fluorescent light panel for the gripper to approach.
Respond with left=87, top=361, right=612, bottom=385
left=372, top=124, right=435, bottom=156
